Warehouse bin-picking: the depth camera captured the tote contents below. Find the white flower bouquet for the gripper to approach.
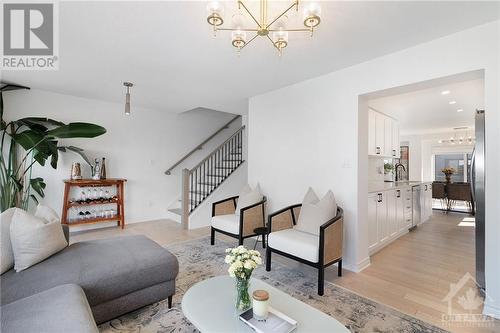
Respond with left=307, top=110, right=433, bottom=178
left=224, top=245, right=262, bottom=310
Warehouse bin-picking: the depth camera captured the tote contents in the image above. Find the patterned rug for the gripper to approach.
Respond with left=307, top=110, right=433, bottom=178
left=99, top=236, right=449, bottom=333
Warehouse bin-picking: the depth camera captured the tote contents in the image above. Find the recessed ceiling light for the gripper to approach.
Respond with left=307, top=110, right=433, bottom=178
left=449, top=100, right=457, bottom=105
left=457, top=109, right=463, bottom=112
left=441, top=90, right=450, bottom=95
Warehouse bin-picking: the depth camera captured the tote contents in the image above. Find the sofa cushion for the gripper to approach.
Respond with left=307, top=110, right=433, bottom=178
left=10, top=209, right=68, bottom=272
left=211, top=214, right=239, bottom=235
left=1, top=235, right=179, bottom=306
left=1, top=208, right=17, bottom=274
left=294, top=190, right=337, bottom=236
left=268, top=229, right=319, bottom=263
left=35, top=204, right=60, bottom=224
left=1, top=284, right=98, bottom=333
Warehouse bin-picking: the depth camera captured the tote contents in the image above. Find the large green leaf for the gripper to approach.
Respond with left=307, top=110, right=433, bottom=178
left=47, top=123, right=106, bottom=139
left=12, top=130, right=45, bottom=151
left=0, top=92, right=5, bottom=130
left=58, top=145, right=92, bottom=166
left=17, top=117, right=65, bottom=127
left=30, top=177, right=46, bottom=198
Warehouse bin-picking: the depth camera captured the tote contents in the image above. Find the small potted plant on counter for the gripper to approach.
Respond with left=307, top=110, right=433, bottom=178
left=384, top=163, right=394, bottom=182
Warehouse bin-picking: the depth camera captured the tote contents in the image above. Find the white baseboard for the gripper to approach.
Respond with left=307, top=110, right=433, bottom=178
left=483, top=302, right=500, bottom=320
left=343, top=256, right=371, bottom=272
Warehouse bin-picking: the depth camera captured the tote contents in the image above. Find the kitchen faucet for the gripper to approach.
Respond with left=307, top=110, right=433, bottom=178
left=395, top=163, right=406, bottom=182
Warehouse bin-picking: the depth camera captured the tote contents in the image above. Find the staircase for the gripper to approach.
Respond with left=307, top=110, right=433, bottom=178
left=166, top=116, right=245, bottom=228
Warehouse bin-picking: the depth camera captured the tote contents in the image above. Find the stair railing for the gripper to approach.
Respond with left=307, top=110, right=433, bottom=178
left=165, top=115, right=241, bottom=175
left=181, top=126, right=245, bottom=228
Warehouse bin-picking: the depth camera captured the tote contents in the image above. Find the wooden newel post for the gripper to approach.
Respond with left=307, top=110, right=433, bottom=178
left=181, top=169, right=190, bottom=230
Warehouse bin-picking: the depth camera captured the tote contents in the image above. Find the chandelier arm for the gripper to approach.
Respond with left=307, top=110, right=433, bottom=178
left=265, top=34, right=280, bottom=51
left=241, top=33, right=259, bottom=50
left=237, top=1, right=262, bottom=28
left=217, top=28, right=260, bottom=32
left=269, top=28, right=310, bottom=32
left=266, top=0, right=299, bottom=29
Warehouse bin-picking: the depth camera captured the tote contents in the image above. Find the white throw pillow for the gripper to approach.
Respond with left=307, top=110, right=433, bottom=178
left=10, top=209, right=68, bottom=272
left=35, top=204, right=60, bottom=224
left=302, top=187, right=319, bottom=205
left=294, top=190, right=337, bottom=236
left=1, top=208, right=17, bottom=274
left=235, top=184, right=263, bottom=216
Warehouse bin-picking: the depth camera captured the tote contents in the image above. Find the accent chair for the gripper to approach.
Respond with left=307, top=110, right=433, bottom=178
left=210, top=195, right=267, bottom=246
left=266, top=204, right=343, bottom=295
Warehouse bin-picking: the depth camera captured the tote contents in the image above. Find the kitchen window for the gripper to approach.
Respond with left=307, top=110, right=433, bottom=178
left=434, top=153, right=469, bottom=182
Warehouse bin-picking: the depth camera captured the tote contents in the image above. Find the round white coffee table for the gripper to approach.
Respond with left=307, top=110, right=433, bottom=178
left=182, top=275, right=349, bottom=332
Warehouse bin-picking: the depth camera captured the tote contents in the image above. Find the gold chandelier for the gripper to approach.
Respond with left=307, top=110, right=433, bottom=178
left=206, top=0, right=322, bottom=55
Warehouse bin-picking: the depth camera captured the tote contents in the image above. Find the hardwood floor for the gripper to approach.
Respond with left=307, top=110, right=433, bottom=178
left=331, top=211, right=498, bottom=333
left=70, top=212, right=498, bottom=332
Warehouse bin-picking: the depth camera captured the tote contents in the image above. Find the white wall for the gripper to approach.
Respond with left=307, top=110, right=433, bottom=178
left=248, top=21, right=499, bottom=317
left=4, top=89, right=235, bottom=227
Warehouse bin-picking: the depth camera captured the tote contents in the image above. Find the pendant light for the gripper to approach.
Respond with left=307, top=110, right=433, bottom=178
left=123, top=82, right=133, bottom=115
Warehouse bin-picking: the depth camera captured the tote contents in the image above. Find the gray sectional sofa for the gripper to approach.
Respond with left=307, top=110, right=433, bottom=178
left=1, top=232, right=179, bottom=333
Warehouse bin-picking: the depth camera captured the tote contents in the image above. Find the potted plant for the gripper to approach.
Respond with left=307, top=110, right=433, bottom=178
left=0, top=91, right=106, bottom=212
left=441, top=167, right=456, bottom=184
left=384, top=163, right=394, bottom=182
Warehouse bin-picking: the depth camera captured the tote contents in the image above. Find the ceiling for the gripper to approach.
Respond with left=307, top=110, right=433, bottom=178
left=369, top=76, right=484, bottom=136
left=3, top=1, right=499, bottom=114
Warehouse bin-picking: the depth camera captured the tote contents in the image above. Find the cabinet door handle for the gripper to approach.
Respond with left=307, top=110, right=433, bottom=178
left=376, top=147, right=381, bottom=155
left=378, top=193, right=383, bottom=203
left=425, top=185, right=428, bottom=191
left=396, top=190, right=401, bottom=198
left=392, top=149, right=396, bottom=156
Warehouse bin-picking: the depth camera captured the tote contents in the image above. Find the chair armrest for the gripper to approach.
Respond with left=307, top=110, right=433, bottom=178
left=212, top=196, right=238, bottom=217
left=240, top=197, right=267, bottom=237
left=320, top=207, right=343, bottom=265
left=267, top=203, right=302, bottom=234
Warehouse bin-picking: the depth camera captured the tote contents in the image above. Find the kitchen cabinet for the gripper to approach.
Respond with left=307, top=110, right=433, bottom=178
left=375, top=112, right=385, bottom=156
left=368, top=187, right=411, bottom=255
left=368, top=108, right=400, bottom=158
left=392, top=121, right=400, bottom=158
left=384, top=117, right=393, bottom=157
left=368, top=192, right=387, bottom=253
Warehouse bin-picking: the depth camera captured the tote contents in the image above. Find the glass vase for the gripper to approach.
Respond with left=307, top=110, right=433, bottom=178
left=235, top=277, right=251, bottom=311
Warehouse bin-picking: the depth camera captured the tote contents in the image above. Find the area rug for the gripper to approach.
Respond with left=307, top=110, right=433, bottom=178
left=99, top=236, right=449, bottom=333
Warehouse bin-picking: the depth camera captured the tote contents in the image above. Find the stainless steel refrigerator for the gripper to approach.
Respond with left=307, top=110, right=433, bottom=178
left=470, top=110, right=485, bottom=291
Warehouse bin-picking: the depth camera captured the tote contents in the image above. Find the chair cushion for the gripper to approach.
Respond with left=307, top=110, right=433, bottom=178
left=211, top=214, right=239, bottom=235
left=268, top=229, right=319, bottom=263
left=235, top=184, right=263, bottom=216
left=0, top=235, right=179, bottom=306
left=1, top=208, right=17, bottom=274
left=295, top=190, right=337, bottom=236
left=1, top=284, right=98, bottom=333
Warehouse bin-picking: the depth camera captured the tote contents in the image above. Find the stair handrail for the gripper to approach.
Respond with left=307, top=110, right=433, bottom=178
left=165, top=115, right=241, bottom=175
left=189, top=125, right=245, bottom=174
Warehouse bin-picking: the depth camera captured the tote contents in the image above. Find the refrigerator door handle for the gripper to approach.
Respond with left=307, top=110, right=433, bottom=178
left=470, top=147, right=476, bottom=204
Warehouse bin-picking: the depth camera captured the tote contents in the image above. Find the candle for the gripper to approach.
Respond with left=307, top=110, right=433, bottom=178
left=252, top=290, right=269, bottom=321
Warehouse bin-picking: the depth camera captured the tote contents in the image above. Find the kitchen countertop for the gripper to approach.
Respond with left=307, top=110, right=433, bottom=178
left=368, top=181, right=432, bottom=193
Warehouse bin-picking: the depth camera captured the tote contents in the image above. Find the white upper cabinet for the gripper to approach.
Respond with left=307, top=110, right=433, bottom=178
left=392, top=121, right=400, bottom=158
left=368, top=108, right=400, bottom=158
left=375, top=112, right=385, bottom=156
left=368, top=110, right=377, bottom=155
